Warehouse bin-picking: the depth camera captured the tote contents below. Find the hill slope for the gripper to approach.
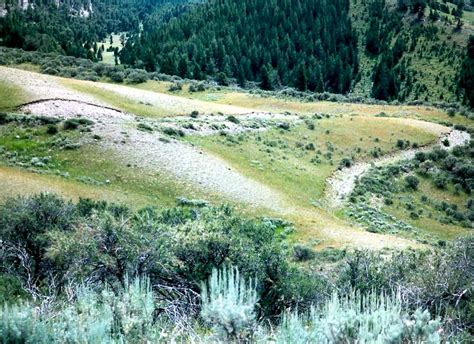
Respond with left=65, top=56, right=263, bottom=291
left=119, top=0, right=472, bottom=104
left=1, top=0, right=472, bottom=104
left=121, top=0, right=358, bottom=94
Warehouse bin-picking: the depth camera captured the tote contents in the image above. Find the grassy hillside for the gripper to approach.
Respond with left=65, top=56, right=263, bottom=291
left=350, top=0, right=470, bottom=103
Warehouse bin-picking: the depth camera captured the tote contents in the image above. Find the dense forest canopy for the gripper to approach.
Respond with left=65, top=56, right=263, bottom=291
left=0, top=0, right=189, bottom=58
left=0, top=0, right=472, bottom=104
left=121, top=0, right=359, bottom=94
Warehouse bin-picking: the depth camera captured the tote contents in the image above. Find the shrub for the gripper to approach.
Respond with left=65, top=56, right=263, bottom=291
left=305, top=120, right=315, bottom=130
left=63, top=119, right=80, bottom=130
left=0, top=277, right=160, bottom=343
left=339, top=157, right=353, bottom=168
left=189, top=82, right=207, bottom=92
left=137, top=123, right=153, bottom=132
left=278, top=122, right=290, bottom=130
left=428, top=148, right=448, bottom=162
left=216, top=72, right=229, bottom=86
left=176, top=197, right=208, bottom=207
left=0, top=113, right=9, bottom=124
left=161, top=126, right=184, bottom=137
left=276, top=292, right=441, bottom=343
left=168, top=82, right=182, bottom=92
left=454, top=124, right=467, bottom=131
left=293, top=244, right=316, bottom=262
left=226, top=115, right=240, bottom=124
left=201, top=266, right=258, bottom=342
left=46, top=125, right=58, bottom=135
left=405, top=175, right=420, bottom=190
left=125, top=70, right=148, bottom=84
left=110, top=71, right=125, bottom=83
left=396, top=139, right=407, bottom=149
left=0, top=194, right=77, bottom=292
left=433, top=173, right=448, bottom=189
left=415, top=151, right=427, bottom=162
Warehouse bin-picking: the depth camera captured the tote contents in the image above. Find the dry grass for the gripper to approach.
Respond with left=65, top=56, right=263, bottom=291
left=0, top=81, right=27, bottom=110
left=188, top=116, right=438, bottom=208
left=61, top=78, right=254, bottom=117
left=0, top=165, right=140, bottom=205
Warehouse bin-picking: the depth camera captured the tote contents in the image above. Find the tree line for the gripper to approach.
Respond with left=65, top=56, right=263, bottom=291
left=0, top=0, right=186, bottom=59
left=120, top=0, right=359, bottom=94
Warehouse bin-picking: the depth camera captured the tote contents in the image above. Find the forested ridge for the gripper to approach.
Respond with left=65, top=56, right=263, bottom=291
left=352, top=0, right=470, bottom=103
left=121, top=0, right=359, bottom=94
left=0, top=0, right=188, bottom=58
left=0, top=0, right=473, bottom=104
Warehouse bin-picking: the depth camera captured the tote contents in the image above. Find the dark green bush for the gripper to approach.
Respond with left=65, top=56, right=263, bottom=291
left=433, top=172, right=448, bottom=189
left=278, top=122, right=291, bottom=130
left=110, top=71, right=125, bottom=83
left=125, top=70, right=148, bottom=84
left=227, top=115, right=240, bottom=124
left=305, top=120, right=315, bottom=130
left=0, top=113, right=10, bottom=125
left=138, top=123, right=153, bottom=132
left=293, top=244, right=316, bottom=262
left=339, top=157, right=353, bottom=168
left=63, top=119, right=80, bottom=130
left=162, top=126, right=185, bottom=136
left=46, top=124, right=58, bottom=135
left=405, top=175, right=420, bottom=190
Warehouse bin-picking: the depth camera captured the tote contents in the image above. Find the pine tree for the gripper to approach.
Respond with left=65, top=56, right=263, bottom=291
left=260, top=64, right=274, bottom=90
left=295, top=63, right=308, bottom=91
left=178, top=55, right=188, bottom=78
left=459, top=36, right=474, bottom=108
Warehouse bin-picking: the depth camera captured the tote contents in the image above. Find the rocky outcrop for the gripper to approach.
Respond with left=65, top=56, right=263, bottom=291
left=0, top=0, right=92, bottom=18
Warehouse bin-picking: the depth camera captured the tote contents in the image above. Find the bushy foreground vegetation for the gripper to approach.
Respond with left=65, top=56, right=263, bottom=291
left=1, top=269, right=444, bottom=343
left=0, top=193, right=473, bottom=342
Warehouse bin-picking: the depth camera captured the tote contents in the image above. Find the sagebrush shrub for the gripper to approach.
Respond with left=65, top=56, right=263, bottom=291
left=201, top=266, right=258, bottom=342
left=276, top=292, right=441, bottom=343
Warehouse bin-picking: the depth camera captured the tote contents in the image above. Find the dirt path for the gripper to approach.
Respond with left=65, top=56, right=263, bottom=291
left=325, top=120, right=471, bottom=208
left=0, top=66, right=101, bottom=104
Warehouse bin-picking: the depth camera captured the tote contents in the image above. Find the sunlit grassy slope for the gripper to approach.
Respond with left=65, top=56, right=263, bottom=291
left=187, top=116, right=438, bottom=208
left=0, top=122, right=203, bottom=209
left=0, top=81, right=27, bottom=110
left=381, top=175, right=471, bottom=241
left=1, top=67, right=471, bottom=248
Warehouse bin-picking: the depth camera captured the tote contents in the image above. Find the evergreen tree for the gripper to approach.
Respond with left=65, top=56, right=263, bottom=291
left=121, top=0, right=359, bottom=94
left=178, top=55, right=188, bottom=78
left=260, top=64, right=274, bottom=91
left=295, top=63, right=308, bottom=91
left=459, top=36, right=474, bottom=108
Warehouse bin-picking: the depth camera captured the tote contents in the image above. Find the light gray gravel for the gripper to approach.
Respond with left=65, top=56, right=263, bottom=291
left=21, top=99, right=286, bottom=211
left=0, top=66, right=286, bottom=210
